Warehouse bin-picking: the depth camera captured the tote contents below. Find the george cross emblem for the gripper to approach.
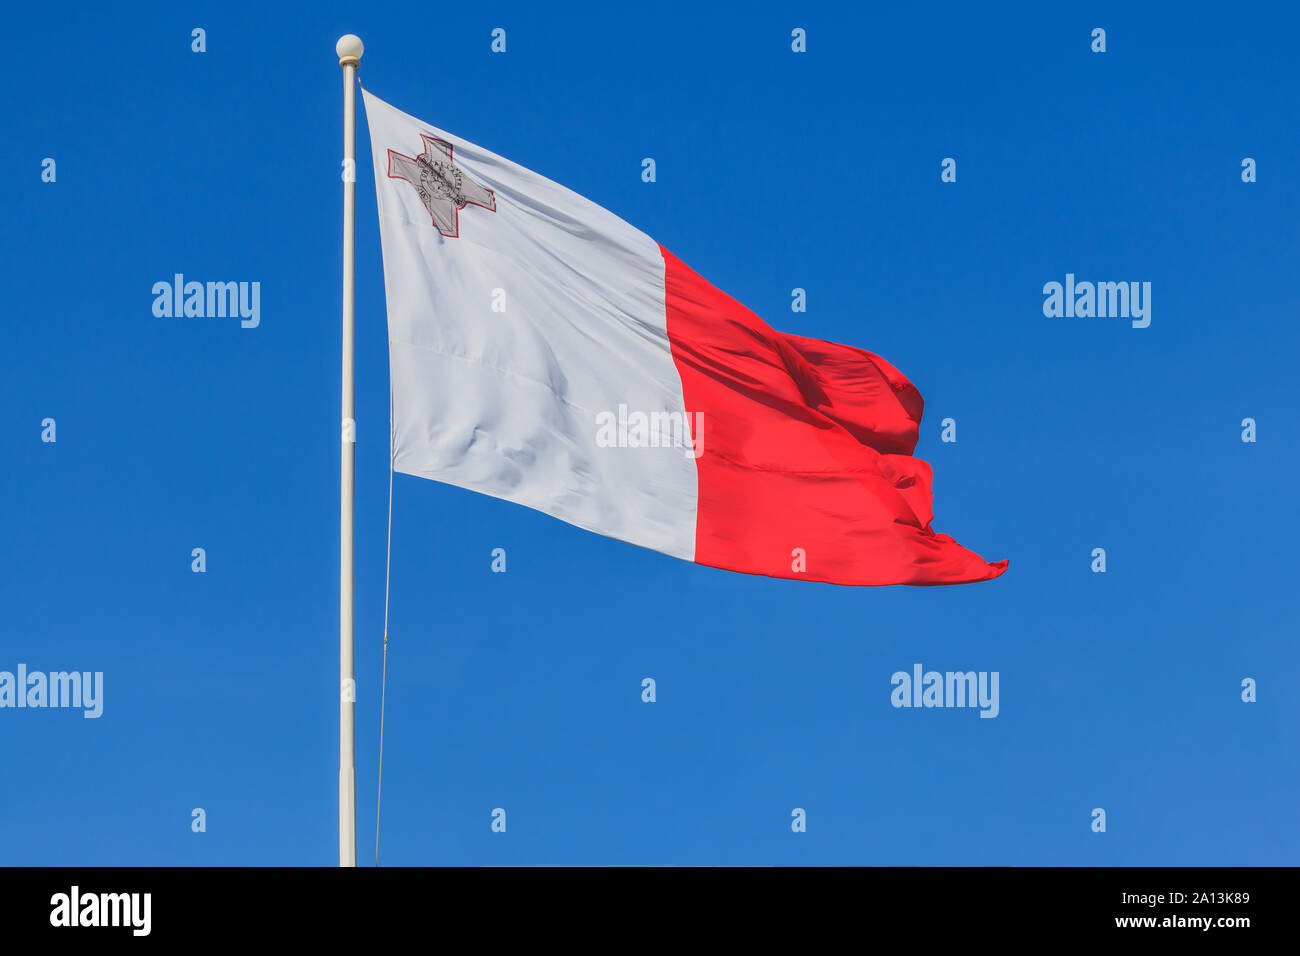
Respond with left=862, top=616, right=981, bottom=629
left=387, top=135, right=496, bottom=238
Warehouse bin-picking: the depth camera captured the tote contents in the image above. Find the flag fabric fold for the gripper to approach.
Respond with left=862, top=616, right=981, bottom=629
left=363, top=89, right=1006, bottom=586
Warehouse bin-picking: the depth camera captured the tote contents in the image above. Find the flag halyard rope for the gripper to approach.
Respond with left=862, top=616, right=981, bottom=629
left=375, top=382, right=394, bottom=866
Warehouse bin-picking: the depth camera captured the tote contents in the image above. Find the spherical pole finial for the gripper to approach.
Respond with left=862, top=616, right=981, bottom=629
left=337, top=34, right=364, bottom=67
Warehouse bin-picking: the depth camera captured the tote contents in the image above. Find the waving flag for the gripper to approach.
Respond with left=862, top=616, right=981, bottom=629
left=362, top=89, right=1006, bottom=586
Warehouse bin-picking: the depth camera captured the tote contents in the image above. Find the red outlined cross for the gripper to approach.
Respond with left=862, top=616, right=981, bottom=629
left=387, top=136, right=496, bottom=238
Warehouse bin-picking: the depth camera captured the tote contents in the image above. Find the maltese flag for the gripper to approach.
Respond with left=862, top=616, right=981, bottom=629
left=362, top=90, right=1006, bottom=586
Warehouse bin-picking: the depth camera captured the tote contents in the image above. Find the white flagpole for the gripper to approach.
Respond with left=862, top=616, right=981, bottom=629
left=336, top=33, right=363, bottom=868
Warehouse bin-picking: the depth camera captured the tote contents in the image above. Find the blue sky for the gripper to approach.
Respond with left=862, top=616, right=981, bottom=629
left=2, top=1, right=1296, bottom=865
